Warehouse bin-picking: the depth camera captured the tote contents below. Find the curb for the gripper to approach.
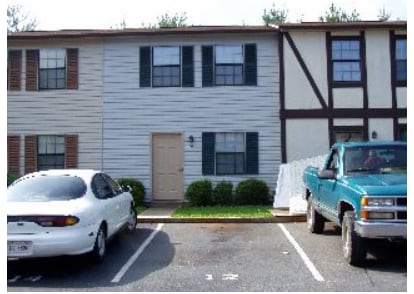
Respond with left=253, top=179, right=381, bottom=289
left=137, top=215, right=306, bottom=223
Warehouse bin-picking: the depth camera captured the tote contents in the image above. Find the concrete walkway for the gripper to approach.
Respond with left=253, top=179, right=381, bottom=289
left=137, top=206, right=306, bottom=223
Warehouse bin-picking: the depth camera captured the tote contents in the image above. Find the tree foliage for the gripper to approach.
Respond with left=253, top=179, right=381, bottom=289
left=157, top=12, right=188, bottom=28
left=7, top=4, right=38, bottom=32
left=262, top=3, right=288, bottom=25
left=377, top=7, right=391, bottom=21
left=319, top=3, right=360, bottom=22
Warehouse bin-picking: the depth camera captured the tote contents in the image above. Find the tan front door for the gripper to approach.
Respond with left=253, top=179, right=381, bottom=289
left=152, top=133, right=183, bottom=201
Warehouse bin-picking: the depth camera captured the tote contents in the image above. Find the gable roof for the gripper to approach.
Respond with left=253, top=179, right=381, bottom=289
left=278, top=21, right=407, bottom=31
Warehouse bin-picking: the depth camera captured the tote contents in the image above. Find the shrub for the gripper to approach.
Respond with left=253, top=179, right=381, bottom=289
left=117, top=178, right=145, bottom=206
left=185, top=179, right=213, bottom=206
left=7, top=174, right=19, bottom=186
left=213, top=180, right=233, bottom=205
left=235, top=179, right=270, bottom=205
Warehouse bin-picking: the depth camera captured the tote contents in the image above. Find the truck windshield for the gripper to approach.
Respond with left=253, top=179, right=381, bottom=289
left=344, top=145, right=406, bottom=175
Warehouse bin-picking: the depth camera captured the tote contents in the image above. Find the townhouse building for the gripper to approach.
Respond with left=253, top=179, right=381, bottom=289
left=7, top=27, right=281, bottom=202
left=278, top=22, right=407, bottom=162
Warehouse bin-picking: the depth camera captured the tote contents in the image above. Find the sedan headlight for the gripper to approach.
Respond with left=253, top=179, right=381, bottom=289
left=361, top=196, right=394, bottom=207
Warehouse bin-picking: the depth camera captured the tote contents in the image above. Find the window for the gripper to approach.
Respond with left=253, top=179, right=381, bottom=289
left=202, top=132, right=258, bottom=175
left=152, top=46, right=181, bottom=87
left=37, top=135, right=65, bottom=170
left=398, top=124, right=407, bottom=141
left=395, top=37, right=407, bottom=84
left=140, top=46, right=193, bottom=88
left=215, top=45, right=244, bottom=85
left=202, top=44, right=257, bottom=87
left=331, top=39, right=361, bottom=83
left=216, top=133, right=245, bottom=174
left=39, top=49, right=66, bottom=89
left=333, top=126, right=364, bottom=143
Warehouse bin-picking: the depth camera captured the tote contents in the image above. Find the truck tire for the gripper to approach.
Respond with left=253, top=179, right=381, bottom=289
left=307, top=196, right=325, bottom=234
left=342, top=211, right=366, bottom=266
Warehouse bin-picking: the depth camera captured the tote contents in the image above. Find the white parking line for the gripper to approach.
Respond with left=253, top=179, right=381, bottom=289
left=278, top=224, right=325, bottom=282
left=111, top=223, right=164, bottom=283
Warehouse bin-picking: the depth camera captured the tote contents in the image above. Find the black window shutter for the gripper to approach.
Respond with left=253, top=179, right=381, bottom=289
left=245, top=132, right=258, bottom=174
left=182, top=46, right=194, bottom=87
left=140, top=47, right=151, bottom=87
left=244, top=44, right=257, bottom=86
left=202, top=132, right=215, bottom=175
left=202, top=46, right=214, bottom=87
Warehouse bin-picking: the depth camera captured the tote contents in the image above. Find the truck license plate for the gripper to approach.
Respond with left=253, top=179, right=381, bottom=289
left=7, top=241, right=33, bottom=257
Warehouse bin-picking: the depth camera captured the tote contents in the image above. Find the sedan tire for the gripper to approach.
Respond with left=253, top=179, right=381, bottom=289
left=90, top=225, right=106, bottom=263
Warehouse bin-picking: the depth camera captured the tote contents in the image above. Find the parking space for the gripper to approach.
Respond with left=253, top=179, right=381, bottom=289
left=7, top=222, right=407, bottom=292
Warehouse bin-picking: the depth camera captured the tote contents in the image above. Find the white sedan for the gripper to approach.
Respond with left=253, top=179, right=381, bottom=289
left=7, top=169, right=137, bottom=262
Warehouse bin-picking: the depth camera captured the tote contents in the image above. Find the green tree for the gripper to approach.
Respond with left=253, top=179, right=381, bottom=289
left=157, top=12, right=188, bottom=28
left=377, top=7, right=391, bottom=21
left=262, top=3, right=288, bottom=25
left=319, top=3, right=360, bottom=22
left=7, top=4, right=38, bottom=32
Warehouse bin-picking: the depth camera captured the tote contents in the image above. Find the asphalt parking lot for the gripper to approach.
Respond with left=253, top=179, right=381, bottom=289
left=7, top=222, right=407, bottom=292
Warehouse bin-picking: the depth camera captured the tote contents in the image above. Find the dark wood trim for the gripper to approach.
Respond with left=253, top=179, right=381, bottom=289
left=360, top=31, right=368, bottom=110
left=393, top=118, right=399, bottom=141
left=326, top=32, right=333, bottom=109
left=279, top=33, right=286, bottom=163
left=281, top=119, right=287, bottom=163
left=328, top=118, right=334, bottom=146
left=285, top=32, right=327, bottom=109
left=360, top=31, right=369, bottom=141
left=281, top=108, right=406, bottom=119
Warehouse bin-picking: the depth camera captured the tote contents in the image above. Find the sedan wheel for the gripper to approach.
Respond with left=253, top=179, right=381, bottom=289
left=90, top=225, right=106, bottom=263
left=127, top=208, right=137, bottom=232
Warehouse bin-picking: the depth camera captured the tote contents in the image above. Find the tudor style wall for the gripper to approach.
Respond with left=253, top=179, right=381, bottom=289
left=279, top=23, right=407, bottom=162
left=7, top=38, right=103, bottom=174
left=101, top=32, right=280, bottom=200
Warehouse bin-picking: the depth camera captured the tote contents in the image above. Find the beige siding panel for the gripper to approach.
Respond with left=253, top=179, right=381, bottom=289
left=7, top=40, right=103, bottom=171
left=365, top=31, right=392, bottom=108
left=368, top=119, right=394, bottom=141
left=333, top=119, right=363, bottom=126
left=333, top=88, right=363, bottom=108
left=286, top=119, right=329, bottom=162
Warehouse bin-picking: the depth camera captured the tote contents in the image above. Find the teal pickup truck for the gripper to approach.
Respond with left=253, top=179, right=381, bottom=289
left=303, top=141, right=406, bottom=266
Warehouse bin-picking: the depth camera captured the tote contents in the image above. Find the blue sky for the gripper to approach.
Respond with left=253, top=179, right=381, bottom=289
left=7, top=0, right=407, bottom=30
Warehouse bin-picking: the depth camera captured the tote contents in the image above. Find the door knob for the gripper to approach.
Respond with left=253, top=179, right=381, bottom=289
left=179, top=167, right=184, bottom=172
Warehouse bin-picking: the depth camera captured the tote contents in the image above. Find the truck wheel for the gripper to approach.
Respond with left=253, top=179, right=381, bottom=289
left=307, top=196, right=324, bottom=234
left=342, top=211, right=366, bottom=266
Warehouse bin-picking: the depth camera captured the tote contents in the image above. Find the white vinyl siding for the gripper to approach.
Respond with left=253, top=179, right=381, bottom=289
left=7, top=40, right=103, bottom=172
left=102, top=34, right=280, bottom=200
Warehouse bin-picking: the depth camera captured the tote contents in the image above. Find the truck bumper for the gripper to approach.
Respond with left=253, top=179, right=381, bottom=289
left=354, top=221, right=407, bottom=239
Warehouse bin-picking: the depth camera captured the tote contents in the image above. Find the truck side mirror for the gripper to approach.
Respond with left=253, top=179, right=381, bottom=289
left=318, top=169, right=337, bottom=180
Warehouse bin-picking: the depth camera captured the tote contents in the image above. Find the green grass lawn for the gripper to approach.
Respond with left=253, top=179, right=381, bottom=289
left=172, top=205, right=274, bottom=218
left=136, top=206, right=148, bottom=215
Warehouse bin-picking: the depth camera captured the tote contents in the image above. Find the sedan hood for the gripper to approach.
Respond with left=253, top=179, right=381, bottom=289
left=344, top=173, right=407, bottom=195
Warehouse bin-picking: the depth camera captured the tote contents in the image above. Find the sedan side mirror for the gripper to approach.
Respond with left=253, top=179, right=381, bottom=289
left=318, top=169, right=337, bottom=180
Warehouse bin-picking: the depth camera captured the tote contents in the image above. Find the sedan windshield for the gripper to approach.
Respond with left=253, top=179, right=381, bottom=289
left=344, top=145, right=407, bottom=175
left=7, top=175, right=87, bottom=202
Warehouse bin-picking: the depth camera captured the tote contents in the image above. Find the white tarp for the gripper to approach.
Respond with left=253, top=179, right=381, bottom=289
left=274, top=155, right=326, bottom=213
